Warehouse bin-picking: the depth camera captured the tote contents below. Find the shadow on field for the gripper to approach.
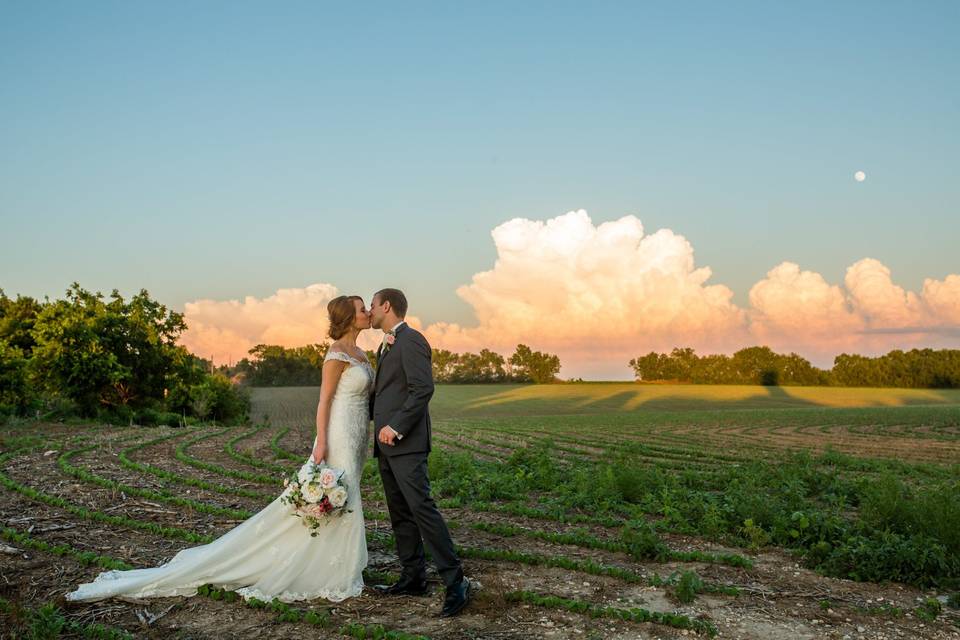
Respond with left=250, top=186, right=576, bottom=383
left=628, top=384, right=822, bottom=411
left=454, top=383, right=960, bottom=417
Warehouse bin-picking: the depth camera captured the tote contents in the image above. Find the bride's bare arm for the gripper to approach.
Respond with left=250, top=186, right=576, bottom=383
left=314, top=358, right=348, bottom=463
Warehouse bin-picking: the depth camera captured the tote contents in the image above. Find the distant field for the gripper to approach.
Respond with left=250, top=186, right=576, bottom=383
left=252, top=383, right=960, bottom=464
left=254, top=382, right=960, bottom=418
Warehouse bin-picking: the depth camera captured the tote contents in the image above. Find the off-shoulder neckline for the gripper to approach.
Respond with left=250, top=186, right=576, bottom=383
left=326, top=349, right=371, bottom=366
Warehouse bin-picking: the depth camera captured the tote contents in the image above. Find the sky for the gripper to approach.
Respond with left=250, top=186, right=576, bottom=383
left=1, top=2, right=958, bottom=378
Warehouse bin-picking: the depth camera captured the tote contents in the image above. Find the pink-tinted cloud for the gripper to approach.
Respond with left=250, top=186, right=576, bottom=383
left=921, top=274, right=960, bottom=325
left=179, top=283, right=341, bottom=364
left=179, top=284, right=419, bottom=363
left=750, top=258, right=960, bottom=363
left=748, top=262, right=864, bottom=358
left=178, top=210, right=960, bottom=378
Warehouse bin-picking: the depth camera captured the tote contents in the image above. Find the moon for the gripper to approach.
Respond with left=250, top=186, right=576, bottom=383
left=854, top=171, right=866, bottom=182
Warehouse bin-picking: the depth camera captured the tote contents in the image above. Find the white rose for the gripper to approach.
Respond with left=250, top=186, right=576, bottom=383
left=328, top=486, right=348, bottom=508
left=300, top=482, right=325, bottom=503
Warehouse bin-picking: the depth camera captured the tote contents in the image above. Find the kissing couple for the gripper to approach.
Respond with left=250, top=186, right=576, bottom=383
left=67, top=288, right=472, bottom=618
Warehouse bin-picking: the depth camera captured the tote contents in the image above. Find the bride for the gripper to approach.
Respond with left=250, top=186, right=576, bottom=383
left=67, top=295, right=374, bottom=603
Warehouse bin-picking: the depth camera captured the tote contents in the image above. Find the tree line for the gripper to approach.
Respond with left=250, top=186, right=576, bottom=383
left=432, top=343, right=560, bottom=383
left=629, top=346, right=960, bottom=388
left=6, top=281, right=952, bottom=420
left=225, top=342, right=563, bottom=386
left=0, top=284, right=249, bottom=424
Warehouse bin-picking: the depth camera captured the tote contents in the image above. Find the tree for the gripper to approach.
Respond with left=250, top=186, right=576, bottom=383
left=478, top=349, right=507, bottom=382
left=24, top=283, right=247, bottom=420
left=431, top=349, right=458, bottom=383
left=832, top=349, right=960, bottom=388
left=98, top=288, right=188, bottom=407
left=0, top=339, right=31, bottom=414
left=730, top=346, right=782, bottom=385
left=629, top=345, right=826, bottom=385
left=30, top=284, right=132, bottom=415
left=244, top=343, right=328, bottom=386
left=508, top=344, right=561, bottom=383
left=629, top=352, right=672, bottom=381
left=190, top=383, right=216, bottom=420
left=449, top=349, right=507, bottom=383
left=0, top=289, right=44, bottom=354
left=629, top=345, right=959, bottom=388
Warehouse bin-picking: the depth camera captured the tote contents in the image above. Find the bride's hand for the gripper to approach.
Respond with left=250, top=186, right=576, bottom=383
left=311, top=440, right=326, bottom=464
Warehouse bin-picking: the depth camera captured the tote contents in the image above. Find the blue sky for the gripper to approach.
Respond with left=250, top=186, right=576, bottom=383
left=1, top=1, right=958, bottom=334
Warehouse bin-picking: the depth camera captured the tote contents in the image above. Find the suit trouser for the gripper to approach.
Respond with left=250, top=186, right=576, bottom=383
left=378, top=451, right=462, bottom=588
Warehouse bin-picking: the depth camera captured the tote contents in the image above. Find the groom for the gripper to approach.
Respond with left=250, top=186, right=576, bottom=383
left=368, top=288, right=471, bottom=617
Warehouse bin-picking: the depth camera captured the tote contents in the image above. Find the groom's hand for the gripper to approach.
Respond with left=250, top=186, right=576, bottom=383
left=378, top=425, right=399, bottom=446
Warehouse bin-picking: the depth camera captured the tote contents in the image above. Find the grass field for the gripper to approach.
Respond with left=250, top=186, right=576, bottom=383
left=2, top=383, right=958, bottom=639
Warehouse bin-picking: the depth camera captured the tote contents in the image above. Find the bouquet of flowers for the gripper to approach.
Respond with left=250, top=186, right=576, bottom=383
left=280, top=462, right=351, bottom=536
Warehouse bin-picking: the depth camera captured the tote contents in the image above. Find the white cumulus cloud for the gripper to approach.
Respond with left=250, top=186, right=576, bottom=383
left=748, top=262, right=864, bottom=357
left=177, top=209, right=960, bottom=378
left=421, top=210, right=748, bottom=377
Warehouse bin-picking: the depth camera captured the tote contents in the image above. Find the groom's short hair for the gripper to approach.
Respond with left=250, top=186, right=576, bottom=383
left=376, top=288, right=408, bottom=318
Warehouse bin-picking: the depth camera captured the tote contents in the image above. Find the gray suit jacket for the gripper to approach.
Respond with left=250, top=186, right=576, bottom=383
left=371, top=323, right=435, bottom=458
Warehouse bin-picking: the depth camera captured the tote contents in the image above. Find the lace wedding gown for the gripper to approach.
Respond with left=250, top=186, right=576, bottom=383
left=67, top=350, right=373, bottom=603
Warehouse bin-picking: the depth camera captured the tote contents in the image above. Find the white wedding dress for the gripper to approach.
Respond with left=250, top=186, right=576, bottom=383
left=67, top=349, right=373, bottom=603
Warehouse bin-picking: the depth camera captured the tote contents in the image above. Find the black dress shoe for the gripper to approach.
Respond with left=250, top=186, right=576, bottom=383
left=374, top=576, right=430, bottom=596
left=440, top=577, right=471, bottom=617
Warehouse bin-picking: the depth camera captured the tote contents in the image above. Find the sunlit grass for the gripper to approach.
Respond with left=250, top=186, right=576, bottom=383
left=444, top=383, right=960, bottom=417
left=253, top=383, right=960, bottom=423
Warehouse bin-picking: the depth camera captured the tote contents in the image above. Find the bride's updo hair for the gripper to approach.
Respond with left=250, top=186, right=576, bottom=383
left=327, top=295, right=363, bottom=340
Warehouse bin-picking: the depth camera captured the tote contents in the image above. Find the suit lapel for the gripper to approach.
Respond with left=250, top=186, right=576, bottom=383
left=374, top=324, right=407, bottom=390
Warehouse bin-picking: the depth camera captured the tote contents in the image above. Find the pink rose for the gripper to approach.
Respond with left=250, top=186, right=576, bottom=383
left=385, top=334, right=395, bottom=345
left=318, top=468, right=338, bottom=489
